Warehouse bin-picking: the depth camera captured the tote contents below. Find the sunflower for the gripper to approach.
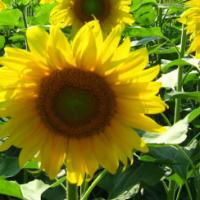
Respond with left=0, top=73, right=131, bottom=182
left=50, top=0, right=134, bottom=33
left=0, top=21, right=166, bottom=185
left=0, top=0, right=6, bottom=11
left=179, top=0, right=200, bottom=58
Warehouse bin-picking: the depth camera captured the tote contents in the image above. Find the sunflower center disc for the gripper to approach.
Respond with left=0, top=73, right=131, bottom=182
left=37, top=68, right=116, bottom=138
left=54, top=87, right=97, bottom=125
left=74, top=0, right=110, bottom=22
left=82, top=0, right=104, bottom=18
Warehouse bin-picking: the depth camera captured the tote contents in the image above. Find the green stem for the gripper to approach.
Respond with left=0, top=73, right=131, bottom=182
left=162, top=180, right=169, bottom=194
left=174, top=25, right=187, bottom=123
left=80, top=179, right=89, bottom=197
left=157, top=0, right=163, bottom=27
left=185, top=182, right=193, bottom=200
left=168, top=25, right=187, bottom=200
left=67, top=182, right=78, bottom=200
left=81, top=170, right=107, bottom=200
left=161, top=113, right=172, bottom=126
left=175, top=186, right=182, bottom=200
left=22, top=6, right=29, bottom=50
left=167, top=181, right=176, bottom=200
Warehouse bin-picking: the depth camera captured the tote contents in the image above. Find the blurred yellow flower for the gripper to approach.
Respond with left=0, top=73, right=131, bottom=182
left=40, top=0, right=54, bottom=4
left=50, top=0, right=134, bottom=33
left=179, top=0, right=200, bottom=58
left=0, top=0, right=6, bottom=11
left=0, top=21, right=166, bottom=185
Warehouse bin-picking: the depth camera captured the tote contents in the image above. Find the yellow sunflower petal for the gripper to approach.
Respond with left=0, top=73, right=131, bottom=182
left=117, top=96, right=166, bottom=114
left=48, top=26, right=74, bottom=68
left=112, top=37, right=131, bottom=61
left=72, top=21, right=97, bottom=69
left=67, top=171, right=84, bottom=186
left=26, top=26, right=49, bottom=61
left=112, top=120, right=149, bottom=153
left=99, top=25, right=122, bottom=64
left=91, top=133, right=119, bottom=174
left=117, top=113, right=166, bottom=133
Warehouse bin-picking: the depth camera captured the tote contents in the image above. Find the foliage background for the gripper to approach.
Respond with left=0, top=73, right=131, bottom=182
left=0, top=0, right=200, bottom=199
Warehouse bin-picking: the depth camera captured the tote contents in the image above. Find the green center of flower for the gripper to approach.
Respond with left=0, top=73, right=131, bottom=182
left=82, top=0, right=104, bottom=18
left=74, top=0, right=110, bottom=22
left=54, top=87, right=97, bottom=125
left=37, top=68, right=116, bottom=138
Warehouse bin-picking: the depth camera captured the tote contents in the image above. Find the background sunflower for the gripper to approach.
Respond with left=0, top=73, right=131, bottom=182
left=50, top=0, right=134, bottom=33
left=179, top=0, right=200, bottom=58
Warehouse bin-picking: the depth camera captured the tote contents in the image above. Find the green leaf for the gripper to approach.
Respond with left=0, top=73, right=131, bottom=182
left=155, top=47, right=178, bottom=55
left=0, top=9, right=22, bottom=26
left=142, top=118, right=188, bottom=144
left=161, top=59, right=188, bottom=73
left=125, top=27, right=164, bottom=38
left=42, top=186, right=66, bottom=200
left=169, top=92, right=200, bottom=102
left=134, top=4, right=157, bottom=26
left=23, top=160, right=39, bottom=169
left=183, top=58, right=200, bottom=69
left=0, top=156, right=20, bottom=178
left=99, top=163, right=164, bottom=199
left=131, top=0, right=157, bottom=11
left=20, top=180, right=50, bottom=200
left=0, top=35, right=5, bottom=49
left=0, top=179, right=23, bottom=199
left=186, top=107, right=200, bottom=123
left=168, top=173, right=185, bottom=187
left=150, top=146, right=189, bottom=180
left=157, top=69, right=178, bottom=88
left=143, top=107, right=200, bottom=145
left=31, top=4, right=56, bottom=25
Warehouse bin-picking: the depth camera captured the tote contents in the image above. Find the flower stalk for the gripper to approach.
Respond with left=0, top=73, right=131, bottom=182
left=67, top=182, right=78, bottom=200
left=174, top=24, right=187, bottom=123
left=81, top=170, right=107, bottom=200
left=167, top=24, right=187, bottom=200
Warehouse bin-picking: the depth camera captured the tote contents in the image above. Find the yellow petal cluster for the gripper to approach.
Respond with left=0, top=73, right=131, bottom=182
left=50, top=0, right=134, bottom=33
left=0, top=21, right=166, bottom=185
left=179, top=0, right=200, bottom=58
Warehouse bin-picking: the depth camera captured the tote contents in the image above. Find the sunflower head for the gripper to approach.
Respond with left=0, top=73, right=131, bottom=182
left=50, top=0, right=134, bottom=33
left=0, top=20, right=166, bottom=185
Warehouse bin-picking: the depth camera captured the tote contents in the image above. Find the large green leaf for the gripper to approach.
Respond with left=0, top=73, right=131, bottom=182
left=0, top=156, right=20, bottom=178
left=20, top=180, right=50, bottom=200
left=149, top=146, right=189, bottom=180
left=157, top=69, right=178, bottom=88
left=0, top=179, right=23, bottom=199
left=99, top=163, right=164, bottom=199
left=0, top=9, right=22, bottom=26
left=142, top=107, right=200, bottom=145
left=142, top=118, right=188, bottom=144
